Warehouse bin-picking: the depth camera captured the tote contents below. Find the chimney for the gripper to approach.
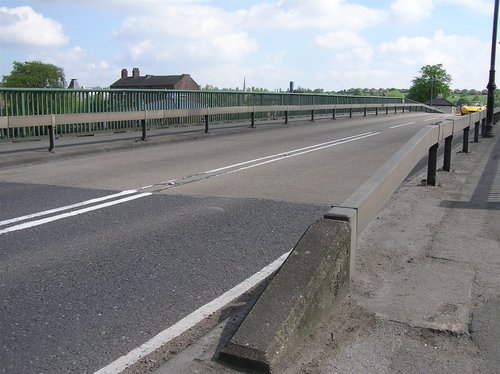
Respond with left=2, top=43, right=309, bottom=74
left=121, top=68, right=128, bottom=79
left=132, top=67, right=140, bottom=78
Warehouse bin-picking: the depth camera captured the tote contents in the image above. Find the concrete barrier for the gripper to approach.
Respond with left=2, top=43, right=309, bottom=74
left=219, top=219, right=350, bottom=373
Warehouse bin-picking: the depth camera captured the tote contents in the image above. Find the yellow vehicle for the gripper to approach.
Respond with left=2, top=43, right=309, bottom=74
left=460, top=102, right=486, bottom=115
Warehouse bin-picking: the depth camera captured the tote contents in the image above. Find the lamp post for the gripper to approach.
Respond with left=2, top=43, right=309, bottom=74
left=484, top=0, right=499, bottom=138
left=430, top=76, right=435, bottom=106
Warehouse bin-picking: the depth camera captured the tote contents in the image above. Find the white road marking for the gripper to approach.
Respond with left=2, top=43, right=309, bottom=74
left=390, top=122, right=416, bottom=129
left=0, top=193, right=151, bottom=235
left=1, top=131, right=379, bottom=233
left=201, top=132, right=375, bottom=175
left=94, top=250, right=291, bottom=374
left=214, top=132, right=380, bottom=177
left=0, top=190, right=138, bottom=227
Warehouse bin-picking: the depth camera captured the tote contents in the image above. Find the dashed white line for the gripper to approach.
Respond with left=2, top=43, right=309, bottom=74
left=390, top=122, right=416, bottom=129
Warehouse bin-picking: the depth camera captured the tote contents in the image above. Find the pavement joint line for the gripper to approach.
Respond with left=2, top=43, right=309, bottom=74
left=138, top=132, right=381, bottom=193
left=93, top=250, right=292, bottom=374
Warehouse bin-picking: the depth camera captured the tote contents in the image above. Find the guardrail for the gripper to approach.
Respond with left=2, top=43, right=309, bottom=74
left=325, top=109, right=497, bottom=277
left=0, top=88, right=434, bottom=148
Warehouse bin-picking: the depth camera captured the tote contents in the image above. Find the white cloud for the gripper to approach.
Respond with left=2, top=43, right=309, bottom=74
left=113, top=4, right=257, bottom=62
left=243, top=0, right=386, bottom=31
left=316, top=31, right=370, bottom=50
left=0, top=6, right=69, bottom=47
left=129, top=40, right=153, bottom=60
left=390, top=0, right=434, bottom=23
left=24, top=46, right=117, bottom=88
left=379, top=30, right=490, bottom=88
left=440, top=0, right=492, bottom=15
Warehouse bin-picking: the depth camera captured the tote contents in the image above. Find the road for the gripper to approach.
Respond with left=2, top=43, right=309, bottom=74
left=0, top=112, right=449, bottom=373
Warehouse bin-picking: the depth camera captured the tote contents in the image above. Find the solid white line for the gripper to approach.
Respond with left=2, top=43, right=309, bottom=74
left=0, top=190, right=138, bottom=227
left=201, top=132, right=375, bottom=175
left=94, top=250, right=292, bottom=374
left=216, top=132, right=380, bottom=176
left=390, top=122, right=416, bottom=129
left=0, top=192, right=151, bottom=235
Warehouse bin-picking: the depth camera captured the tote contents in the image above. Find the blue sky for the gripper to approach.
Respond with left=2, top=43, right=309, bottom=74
left=0, top=0, right=496, bottom=91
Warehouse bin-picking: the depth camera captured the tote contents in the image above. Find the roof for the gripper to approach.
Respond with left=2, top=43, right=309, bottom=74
left=424, top=97, right=456, bottom=107
left=110, top=75, right=185, bottom=89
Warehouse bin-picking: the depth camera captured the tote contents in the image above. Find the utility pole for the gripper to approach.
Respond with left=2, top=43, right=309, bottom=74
left=484, top=0, right=499, bottom=137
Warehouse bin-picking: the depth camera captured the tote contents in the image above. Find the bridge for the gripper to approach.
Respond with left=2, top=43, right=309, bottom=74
left=0, top=89, right=498, bottom=373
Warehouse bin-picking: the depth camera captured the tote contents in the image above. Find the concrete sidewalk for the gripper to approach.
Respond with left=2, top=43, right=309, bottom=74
left=155, top=134, right=499, bottom=373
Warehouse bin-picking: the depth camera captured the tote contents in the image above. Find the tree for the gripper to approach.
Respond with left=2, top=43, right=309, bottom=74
left=407, top=64, right=452, bottom=103
left=385, top=89, right=405, bottom=98
left=2, top=61, right=66, bottom=88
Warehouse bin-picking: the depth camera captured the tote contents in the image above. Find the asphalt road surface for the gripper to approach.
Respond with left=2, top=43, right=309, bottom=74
left=0, top=112, right=451, bottom=373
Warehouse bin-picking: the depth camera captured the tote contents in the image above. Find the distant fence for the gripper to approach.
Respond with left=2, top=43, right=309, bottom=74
left=0, top=88, right=434, bottom=143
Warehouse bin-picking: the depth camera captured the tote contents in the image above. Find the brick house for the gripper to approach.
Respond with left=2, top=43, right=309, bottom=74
left=110, top=68, right=200, bottom=90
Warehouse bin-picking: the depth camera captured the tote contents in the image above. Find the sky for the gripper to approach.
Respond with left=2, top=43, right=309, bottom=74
left=0, top=0, right=497, bottom=91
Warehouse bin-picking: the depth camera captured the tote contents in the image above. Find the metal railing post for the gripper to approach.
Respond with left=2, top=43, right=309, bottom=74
left=474, top=121, right=480, bottom=142
left=251, top=112, right=255, bottom=128
left=364, top=107, right=367, bottom=117
left=349, top=108, right=353, bottom=118
left=311, top=109, right=314, bottom=122
left=332, top=108, right=336, bottom=120
left=427, top=143, right=438, bottom=186
left=463, top=127, right=470, bottom=153
left=375, top=107, right=378, bottom=116
left=204, top=115, right=209, bottom=133
left=284, top=111, right=288, bottom=124
left=141, top=119, right=147, bottom=141
left=386, top=107, right=389, bottom=115
left=48, top=125, right=55, bottom=152
left=443, top=136, right=453, bottom=172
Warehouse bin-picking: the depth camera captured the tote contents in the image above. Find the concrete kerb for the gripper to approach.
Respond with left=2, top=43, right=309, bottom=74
left=219, top=219, right=351, bottom=373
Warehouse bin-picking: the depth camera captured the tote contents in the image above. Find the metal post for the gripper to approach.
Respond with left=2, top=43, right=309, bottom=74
left=311, top=110, right=314, bottom=122
left=364, top=107, right=367, bottom=117
left=394, top=106, right=397, bottom=114
left=463, top=127, right=470, bottom=153
left=427, top=143, right=438, bottom=186
left=349, top=108, right=352, bottom=118
left=386, top=107, right=389, bottom=115
left=204, top=115, right=209, bottom=133
left=48, top=125, right=55, bottom=152
left=475, top=121, right=480, bottom=142
left=285, top=111, right=288, bottom=125
left=141, top=119, right=147, bottom=141
left=251, top=112, right=255, bottom=128
left=443, top=136, right=453, bottom=172
left=375, top=107, right=378, bottom=116
left=484, top=0, right=499, bottom=137
left=332, top=108, right=336, bottom=120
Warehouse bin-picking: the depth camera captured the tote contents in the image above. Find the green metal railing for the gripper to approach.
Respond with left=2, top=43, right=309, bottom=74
left=0, top=88, right=417, bottom=141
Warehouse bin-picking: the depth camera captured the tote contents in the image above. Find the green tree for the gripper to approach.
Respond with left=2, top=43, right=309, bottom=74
left=407, top=64, right=452, bottom=103
left=2, top=61, right=66, bottom=88
left=386, top=89, right=405, bottom=98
